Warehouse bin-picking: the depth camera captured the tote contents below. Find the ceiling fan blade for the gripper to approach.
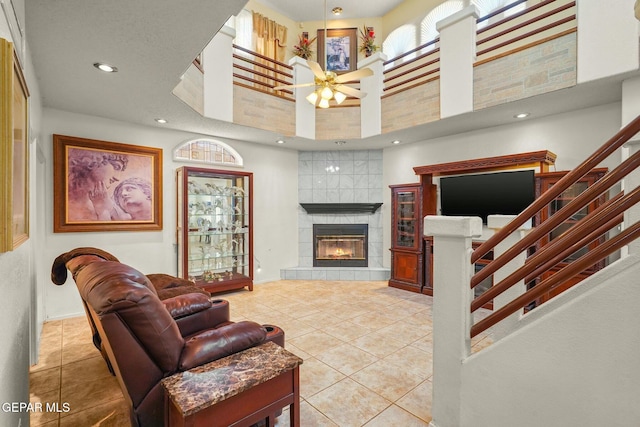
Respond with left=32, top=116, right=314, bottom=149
left=307, top=60, right=327, bottom=81
left=273, top=82, right=315, bottom=90
left=335, top=85, right=367, bottom=99
left=335, top=67, right=374, bottom=83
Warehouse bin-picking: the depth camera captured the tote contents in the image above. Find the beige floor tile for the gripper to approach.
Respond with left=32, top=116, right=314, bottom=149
left=395, top=379, right=433, bottom=422
left=383, top=345, right=433, bottom=380
left=316, top=343, right=379, bottom=376
left=60, top=356, right=114, bottom=391
left=351, top=358, right=426, bottom=402
left=30, top=367, right=61, bottom=396
left=351, top=331, right=407, bottom=358
left=364, top=404, right=430, bottom=426
left=299, top=357, right=346, bottom=399
left=29, top=389, right=60, bottom=426
left=60, top=370, right=122, bottom=414
left=59, top=398, right=129, bottom=427
left=288, top=330, right=345, bottom=356
left=307, top=378, right=391, bottom=427
left=320, top=320, right=373, bottom=342
left=60, top=339, right=100, bottom=365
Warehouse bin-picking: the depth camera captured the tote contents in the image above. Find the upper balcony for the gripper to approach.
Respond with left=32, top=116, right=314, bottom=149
left=173, top=0, right=639, bottom=149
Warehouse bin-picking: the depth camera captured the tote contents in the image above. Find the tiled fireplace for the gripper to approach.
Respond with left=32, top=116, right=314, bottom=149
left=313, top=224, right=368, bottom=267
left=280, top=150, right=390, bottom=281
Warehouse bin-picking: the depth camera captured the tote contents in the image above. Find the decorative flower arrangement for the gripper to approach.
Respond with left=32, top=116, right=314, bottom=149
left=293, top=33, right=317, bottom=60
left=359, top=25, right=378, bottom=57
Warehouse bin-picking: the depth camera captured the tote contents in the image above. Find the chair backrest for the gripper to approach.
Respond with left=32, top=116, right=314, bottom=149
left=67, top=255, right=185, bottom=426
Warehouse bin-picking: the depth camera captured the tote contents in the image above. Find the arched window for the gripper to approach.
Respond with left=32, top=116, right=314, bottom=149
left=382, top=24, right=418, bottom=66
left=420, top=1, right=464, bottom=45
left=473, top=0, right=525, bottom=28
left=227, top=8, right=253, bottom=51
left=173, top=139, right=243, bottom=167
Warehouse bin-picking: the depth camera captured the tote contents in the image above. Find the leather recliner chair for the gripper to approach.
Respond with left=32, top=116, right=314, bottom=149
left=52, top=248, right=282, bottom=427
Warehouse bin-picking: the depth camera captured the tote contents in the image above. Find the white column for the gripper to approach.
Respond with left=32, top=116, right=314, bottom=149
left=577, top=0, right=639, bottom=84
left=436, top=5, right=478, bottom=119
left=358, top=52, right=387, bottom=139
left=425, top=216, right=482, bottom=427
left=622, top=76, right=640, bottom=255
left=289, top=56, right=316, bottom=139
left=202, top=26, right=235, bottom=122
left=486, top=215, right=531, bottom=340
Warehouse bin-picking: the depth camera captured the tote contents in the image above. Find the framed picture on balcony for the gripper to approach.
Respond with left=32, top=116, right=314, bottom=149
left=53, top=134, right=163, bottom=232
left=317, top=27, right=357, bottom=73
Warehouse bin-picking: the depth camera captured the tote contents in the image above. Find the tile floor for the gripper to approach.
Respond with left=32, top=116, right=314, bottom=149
left=30, top=280, right=493, bottom=426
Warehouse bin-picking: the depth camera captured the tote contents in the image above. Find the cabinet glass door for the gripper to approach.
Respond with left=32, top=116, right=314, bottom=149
left=395, top=189, right=418, bottom=249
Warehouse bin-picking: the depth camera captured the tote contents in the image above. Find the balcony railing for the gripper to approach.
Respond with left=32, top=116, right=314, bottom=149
left=382, top=38, right=441, bottom=98
left=232, top=45, right=294, bottom=101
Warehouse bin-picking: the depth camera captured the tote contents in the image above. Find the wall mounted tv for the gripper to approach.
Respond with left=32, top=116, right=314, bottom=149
left=439, top=170, right=535, bottom=224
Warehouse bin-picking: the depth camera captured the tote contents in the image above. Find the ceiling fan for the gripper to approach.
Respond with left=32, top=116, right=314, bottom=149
left=273, top=0, right=374, bottom=108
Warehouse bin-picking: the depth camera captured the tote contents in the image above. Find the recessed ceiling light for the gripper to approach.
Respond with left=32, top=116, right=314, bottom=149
left=276, top=139, right=285, bottom=144
left=514, top=112, right=530, bottom=119
left=335, top=140, right=346, bottom=145
left=155, top=118, right=168, bottom=124
left=391, top=140, right=401, bottom=145
left=93, top=62, right=118, bottom=73
left=332, top=7, right=343, bottom=15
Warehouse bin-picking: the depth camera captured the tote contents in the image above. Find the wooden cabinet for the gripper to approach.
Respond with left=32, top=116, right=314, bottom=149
left=389, top=184, right=427, bottom=293
left=176, top=166, right=253, bottom=294
left=533, top=168, right=608, bottom=304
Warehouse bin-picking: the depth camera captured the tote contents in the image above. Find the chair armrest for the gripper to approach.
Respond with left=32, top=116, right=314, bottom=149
left=162, top=293, right=212, bottom=319
left=179, top=321, right=267, bottom=370
left=173, top=299, right=231, bottom=337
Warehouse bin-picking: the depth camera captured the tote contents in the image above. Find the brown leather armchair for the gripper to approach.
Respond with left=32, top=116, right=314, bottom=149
left=51, top=248, right=282, bottom=426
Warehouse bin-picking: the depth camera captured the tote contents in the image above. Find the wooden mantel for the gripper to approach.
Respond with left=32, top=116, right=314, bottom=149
left=413, top=150, right=556, bottom=177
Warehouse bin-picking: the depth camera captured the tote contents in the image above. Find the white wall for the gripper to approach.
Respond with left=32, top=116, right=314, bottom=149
left=459, top=254, right=640, bottom=427
left=41, top=108, right=299, bottom=320
left=382, top=102, right=623, bottom=268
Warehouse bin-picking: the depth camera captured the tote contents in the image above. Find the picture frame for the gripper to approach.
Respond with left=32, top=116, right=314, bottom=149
left=317, top=27, right=357, bottom=73
left=53, top=134, right=163, bottom=232
left=0, top=39, right=29, bottom=252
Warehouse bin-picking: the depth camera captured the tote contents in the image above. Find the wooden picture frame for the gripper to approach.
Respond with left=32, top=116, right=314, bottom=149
left=0, top=39, right=29, bottom=252
left=53, top=134, right=163, bottom=232
left=317, top=27, right=357, bottom=73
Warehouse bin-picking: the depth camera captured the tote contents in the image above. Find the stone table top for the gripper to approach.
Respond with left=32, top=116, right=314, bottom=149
left=162, top=341, right=303, bottom=417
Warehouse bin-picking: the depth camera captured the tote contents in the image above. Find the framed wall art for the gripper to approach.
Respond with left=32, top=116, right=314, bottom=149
left=0, top=38, right=29, bottom=252
left=53, top=134, right=163, bottom=232
left=317, top=27, right=357, bottom=73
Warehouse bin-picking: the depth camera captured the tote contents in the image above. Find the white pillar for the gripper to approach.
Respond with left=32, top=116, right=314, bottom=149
left=202, top=26, right=235, bottom=122
left=622, top=76, right=640, bottom=255
left=289, top=57, right=316, bottom=139
left=436, top=5, right=478, bottom=119
left=577, top=0, right=639, bottom=84
left=425, top=216, right=482, bottom=427
left=486, top=215, right=531, bottom=340
left=358, top=52, right=387, bottom=139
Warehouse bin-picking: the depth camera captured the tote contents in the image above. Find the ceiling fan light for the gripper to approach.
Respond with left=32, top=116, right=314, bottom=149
left=320, top=86, right=333, bottom=100
left=334, top=91, right=347, bottom=104
left=318, top=98, right=330, bottom=108
left=306, top=91, right=319, bottom=105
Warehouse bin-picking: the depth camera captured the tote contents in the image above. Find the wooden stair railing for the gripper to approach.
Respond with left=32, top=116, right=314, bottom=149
left=469, top=114, right=640, bottom=337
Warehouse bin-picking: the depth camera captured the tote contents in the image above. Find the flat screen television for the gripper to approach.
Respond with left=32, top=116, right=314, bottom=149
left=439, top=170, right=535, bottom=224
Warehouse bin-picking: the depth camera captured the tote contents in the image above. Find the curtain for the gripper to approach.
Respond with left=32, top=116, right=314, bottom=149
left=252, top=12, right=287, bottom=92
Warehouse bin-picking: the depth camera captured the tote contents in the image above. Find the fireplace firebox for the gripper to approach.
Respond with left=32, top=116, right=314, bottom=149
left=313, top=224, right=368, bottom=267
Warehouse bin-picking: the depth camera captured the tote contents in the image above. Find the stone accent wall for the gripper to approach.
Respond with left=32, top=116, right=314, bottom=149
left=281, top=149, right=388, bottom=281
left=474, top=33, right=577, bottom=110
left=315, top=106, right=361, bottom=141
left=233, top=85, right=295, bottom=136
left=381, top=80, right=440, bottom=134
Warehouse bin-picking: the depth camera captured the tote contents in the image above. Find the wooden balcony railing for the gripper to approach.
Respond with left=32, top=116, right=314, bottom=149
left=232, top=45, right=294, bottom=101
left=476, top=0, right=577, bottom=65
left=382, top=38, right=440, bottom=98
left=469, top=115, right=640, bottom=338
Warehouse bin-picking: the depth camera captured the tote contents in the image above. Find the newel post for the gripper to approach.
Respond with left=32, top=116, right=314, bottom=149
left=289, top=56, right=316, bottom=139
left=425, top=216, right=482, bottom=427
left=487, top=215, right=531, bottom=340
